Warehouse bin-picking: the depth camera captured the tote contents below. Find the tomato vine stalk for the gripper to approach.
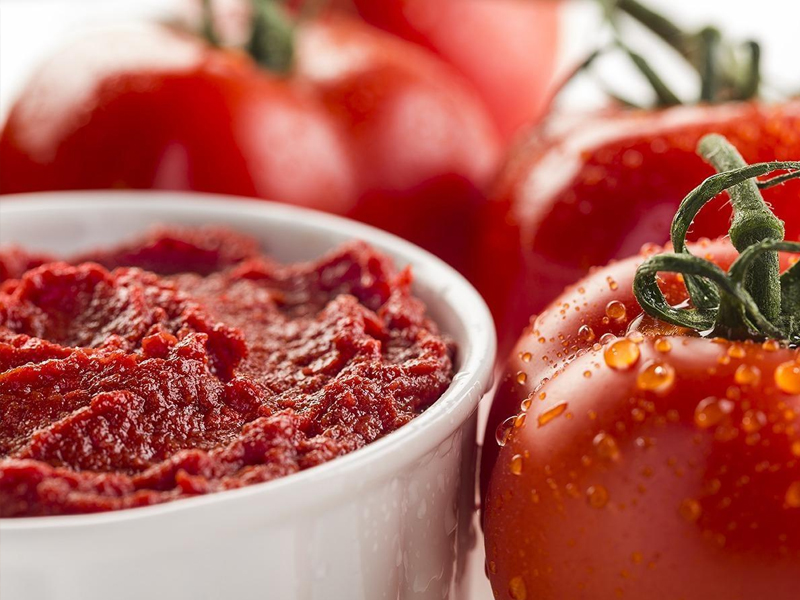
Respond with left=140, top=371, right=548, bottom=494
left=572, top=0, right=763, bottom=107
left=634, top=135, right=800, bottom=343
left=200, top=0, right=298, bottom=74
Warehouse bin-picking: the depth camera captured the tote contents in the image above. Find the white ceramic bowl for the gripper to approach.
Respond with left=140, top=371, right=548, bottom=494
left=0, top=192, right=495, bottom=600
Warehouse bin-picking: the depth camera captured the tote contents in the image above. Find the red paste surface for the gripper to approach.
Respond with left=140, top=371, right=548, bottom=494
left=0, top=227, right=454, bottom=517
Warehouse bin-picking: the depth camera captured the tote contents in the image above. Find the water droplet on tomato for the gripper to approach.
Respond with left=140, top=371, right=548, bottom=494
left=587, top=485, right=610, bottom=508
left=622, top=149, right=644, bottom=168
left=538, top=403, right=568, bottom=428
left=496, top=416, right=516, bottom=447
left=694, top=397, right=734, bottom=429
left=583, top=370, right=592, bottom=379
left=727, top=344, right=746, bottom=359
left=508, top=576, right=527, bottom=600
left=679, top=498, right=702, bottom=522
left=734, top=364, right=761, bottom=386
left=510, top=454, right=524, bottom=475
left=521, top=351, right=532, bottom=363
left=604, top=338, right=640, bottom=370
left=637, top=360, right=676, bottom=393
left=762, top=340, right=781, bottom=352
left=726, top=386, right=741, bottom=401
left=785, top=482, right=800, bottom=508
left=791, top=440, right=800, bottom=457
left=593, top=432, right=621, bottom=461
left=605, top=300, right=627, bottom=321
left=627, top=331, right=645, bottom=344
left=654, top=338, right=672, bottom=353
left=599, top=332, right=617, bottom=344
left=741, top=409, right=766, bottom=433
left=565, top=482, right=580, bottom=498
left=516, top=371, right=528, bottom=385
left=578, top=324, right=596, bottom=342
left=775, top=361, right=800, bottom=394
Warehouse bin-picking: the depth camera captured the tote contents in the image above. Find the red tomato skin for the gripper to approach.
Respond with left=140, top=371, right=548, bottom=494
left=476, top=102, right=800, bottom=353
left=485, top=337, right=800, bottom=600
left=483, top=241, right=800, bottom=599
left=0, top=26, right=356, bottom=211
left=296, top=17, right=501, bottom=270
left=0, top=17, right=500, bottom=274
left=343, top=0, right=561, bottom=140
left=480, top=239, right=731, bottom=499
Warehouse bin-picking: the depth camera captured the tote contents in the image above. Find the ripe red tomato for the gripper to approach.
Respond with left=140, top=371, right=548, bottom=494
left=475, top=102, right=800, bottom=353
left=339, top=0, right=561, bottom=140
left=483, top=239, right=800, bottom=599
left=0, top=15, right=501, bottom=273
left=479, top=238, right=727, bottom=503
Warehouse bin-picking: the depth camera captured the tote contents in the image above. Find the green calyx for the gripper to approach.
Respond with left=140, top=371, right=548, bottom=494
left=633, top=134, right=800, bottom=343
left=202, top=0, right=295, bottom=75
left=588, top=0, right=762, bottom=107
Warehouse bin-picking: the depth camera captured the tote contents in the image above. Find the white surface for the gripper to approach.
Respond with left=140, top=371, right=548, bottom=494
left=0, top=192, right=496, bottom=600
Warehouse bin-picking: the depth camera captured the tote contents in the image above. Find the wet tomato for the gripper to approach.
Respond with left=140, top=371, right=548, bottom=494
left=481, top=238, right=738, bottom=504
left=483, top=135, right=800, bottom=599
left=0, top=14, right=500, bottom=274
left=484, top=240, right=800, bottom=600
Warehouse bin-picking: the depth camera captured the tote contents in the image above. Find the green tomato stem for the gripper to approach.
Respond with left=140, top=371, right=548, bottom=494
left=198, top=0, right=295, bottom=75
left=611, top=0, right=761, bottom=104
left=697, top=134, right=784, bottom=323
left=633, top=135, right=800, bottom=344
left=247, top=0, right=295, bottom=75
left=201, top=0, right=221, bottom=47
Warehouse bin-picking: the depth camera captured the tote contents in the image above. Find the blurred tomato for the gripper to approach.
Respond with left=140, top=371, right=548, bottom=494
left=339, top=0, right=561, bottom=140
left=0, top=14, right=500, bottom=273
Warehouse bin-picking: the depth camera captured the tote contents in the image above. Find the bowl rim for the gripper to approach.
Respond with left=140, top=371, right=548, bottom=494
left=0, top=191, right=496, bottom=532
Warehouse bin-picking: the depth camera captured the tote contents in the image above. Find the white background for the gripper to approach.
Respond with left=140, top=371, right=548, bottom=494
left=2, top=0, right=800, bottom=120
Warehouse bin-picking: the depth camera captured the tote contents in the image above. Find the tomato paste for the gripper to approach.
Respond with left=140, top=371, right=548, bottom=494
left=0, top=227, right=454, bottom=517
